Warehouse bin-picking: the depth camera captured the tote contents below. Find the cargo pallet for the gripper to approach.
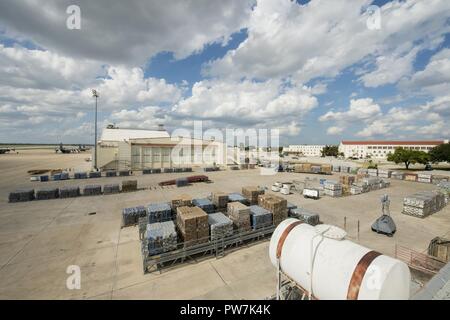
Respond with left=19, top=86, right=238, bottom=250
left=140, top=224, right=276, bottom=273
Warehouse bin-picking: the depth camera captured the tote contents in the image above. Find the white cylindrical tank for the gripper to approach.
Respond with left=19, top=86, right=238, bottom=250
left=269, top=218, right=410, bottom=300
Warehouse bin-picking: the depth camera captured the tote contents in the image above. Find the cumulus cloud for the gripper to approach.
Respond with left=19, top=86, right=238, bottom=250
left=173, top=79, right=317, bottom=135
left=205, top=0, right=450, bottom=85
left=327, top=126, right=344, bottom=135
left=399, top=48, right=450, bottom=96
left=0, top=0, right=254, bottom=65
left=319, top=98, right=381, bottom=123
left=0, top=44, right=104, bottom=90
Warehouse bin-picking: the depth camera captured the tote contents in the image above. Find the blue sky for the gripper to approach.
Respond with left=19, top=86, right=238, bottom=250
left=0, top=0, right=449, bottom=145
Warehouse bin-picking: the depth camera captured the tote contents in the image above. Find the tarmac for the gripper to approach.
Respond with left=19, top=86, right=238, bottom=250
left=0, top=150, right=449, bottom=299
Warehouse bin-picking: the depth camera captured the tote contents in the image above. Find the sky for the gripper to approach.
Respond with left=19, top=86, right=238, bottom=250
left=0, top=0, right=449, bottom=145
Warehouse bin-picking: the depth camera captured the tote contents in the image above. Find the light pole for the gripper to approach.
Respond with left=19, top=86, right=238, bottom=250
left=92, top=89, right=99, bottom=170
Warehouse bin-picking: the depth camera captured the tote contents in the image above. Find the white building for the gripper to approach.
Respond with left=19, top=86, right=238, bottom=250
left=94, top=127, right=226, bottom=170
left=338, top=140, right=447, bottom=159
left=284, top=145, right=325, bottom=157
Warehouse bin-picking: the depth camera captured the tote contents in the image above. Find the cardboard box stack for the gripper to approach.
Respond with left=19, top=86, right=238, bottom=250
left=212, top=192, right=229, bottom=209
left=171, top=194, right=192, bottom=211
left=403, top=191, right=447, bottom=218
left=321, top=164, right=332, bottom=174
left=242, top=186, right=265, bottom=205
left=257, top=194, right=287, bottom=226
left=404, top=173, right=418, bottom=182
left=324, top=180, right=342, bottom=197
left=227, top=202, right=251, bottom=231
left=176, top=206, right=209, bottom=246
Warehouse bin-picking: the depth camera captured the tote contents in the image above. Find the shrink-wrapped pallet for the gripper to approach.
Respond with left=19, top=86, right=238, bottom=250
left=148, top=202, right=172, bottom=223
left=176, top=206, right=209, bottom=246
left=103, top=184, right=120, bottom=194
left=9, top=189, right=35, bottom=202
left=192, top=198, right=215, bottom=213
left=242, top=186, right=264, bottom=205
left=171, top=194, right=192, bottom=211
left=402, top=190, right=446, bottom=218
left=257, top=194, right=287, bottom=226
left=212, top=192, right=229, bottom=209
left=227, top=202, right=251, bottom=231
left=83, top=185, right=102, bottom=196
left=249, top=205, right=273, bottom=229
left=122, top=206, right=147, bottom=226
left=146, top=221, right=178, bottom=255
left=122, top=180, right=137, bottom=192
left=36, top=188, right=59, bottom=200
left=208, top=212, right=233, bottom=240
left=59, top=186, right=80, bottom=198
left=404, top=173, right=418, bottom=182
left=290, top=208, right=320, bottom=226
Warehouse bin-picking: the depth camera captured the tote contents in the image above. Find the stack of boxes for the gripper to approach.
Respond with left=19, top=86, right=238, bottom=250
left=249, top=205, right=272, bottom=229
left=323, top=180, right=342, bottom=197
left=176, top=206, right=209, bottom=246
left=212, top=192, right=229, bottom=210
left=228, top=193, right=248, bottom=204
left=192, top=198, right=215, bottom=213
left=8, top=189, right=35, bottom=202
left=377, top=169, right=392, bottom=178
left=227, top=202, right=251, bottom=231
left=59, top=186, right=80, bottom=198
left=122, top=180, right=137, bottom=192
left=242, top=186, right=264, bottom=205
left=339, top=175, right=355, bottom=195
left=403, top=191, right=447, bottom=218
left=320, top=164, right=332, bottom=174
left=148, top=202, right=172, bottom=223
left=171, top=194, right=192, bottom=211
left=368, top=169, right=378, bottom=177
left=404, top=173, right=418, bottom=182
left=418, top=173, right=432, bottom=183
left=145, top=221, right=178, bottom=255
left=391, top=172, right=404, bottom=180
left=290, top=208, right=320, bottom=226
left=36, top=188, right=59, bottom=200
left=122, top=206, right=147, bottom=226
left=83, top=185, right=102, bottom=196
left=208, top=212, right=234, bottom=240
left=257, top=194, right=287, bottom=226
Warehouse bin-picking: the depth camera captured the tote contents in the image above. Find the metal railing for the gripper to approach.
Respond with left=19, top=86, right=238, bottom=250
left=395, top=245, right=446, bottom=274
left=141, top=224, right=276, bottom=273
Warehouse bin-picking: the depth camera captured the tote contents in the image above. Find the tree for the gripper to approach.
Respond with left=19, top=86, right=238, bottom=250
left=321, top=145, right=339, bottom=157
left=387, top=148, right=430, bottom=170
left=429, top=143, right=450, bottom=163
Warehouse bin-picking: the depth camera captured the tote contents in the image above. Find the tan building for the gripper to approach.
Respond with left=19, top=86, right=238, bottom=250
left=95, top=127, right=225, bottom=170
left=339, top=140, right=447, bottom=159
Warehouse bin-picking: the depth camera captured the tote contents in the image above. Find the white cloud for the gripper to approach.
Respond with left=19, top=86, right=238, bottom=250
left=327, top=126, right=344, bottom=135
left=0, top=0, right=254, bottom=65
left=205, top=0, right=450, bottom=86
left=319, top=98, right=381, bottom=123
left=399, top=48, right=450, bottom=96
left=91, top=66, right=184, bottom=108
left=0, top=44, right=104, bottom=89
left=173, top=79, right=317, bottom=135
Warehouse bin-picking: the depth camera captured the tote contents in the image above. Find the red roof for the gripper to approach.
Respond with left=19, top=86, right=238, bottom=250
left=341, top=140, right=444, bottom=146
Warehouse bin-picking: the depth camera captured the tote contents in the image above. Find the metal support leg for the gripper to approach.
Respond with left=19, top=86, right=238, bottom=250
left=276, top=259, right=281, bottom=300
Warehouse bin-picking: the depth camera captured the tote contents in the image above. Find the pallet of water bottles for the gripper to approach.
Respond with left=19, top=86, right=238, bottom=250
left=30, top=167, right=193, bottom=182
left=8, top=179, right=138, bottom=203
